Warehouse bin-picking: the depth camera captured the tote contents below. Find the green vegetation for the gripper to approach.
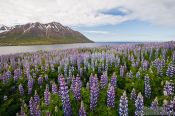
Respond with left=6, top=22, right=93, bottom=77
left=0, top=37, right=93, bottom=46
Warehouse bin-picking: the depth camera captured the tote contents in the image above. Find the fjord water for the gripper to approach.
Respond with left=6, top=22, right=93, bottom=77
left=0, top=42, right=137, bottom=55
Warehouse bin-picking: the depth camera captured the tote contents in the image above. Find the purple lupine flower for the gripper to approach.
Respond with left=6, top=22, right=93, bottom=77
left=120, top=65, right=124, bottom=77
left=107, top=85, right=115, bottom=108
left=38, top=75, right=43, bottom=86
left=29, top=97, right=35, bottom=115
left=34, top=90, right=40, bottom=104
left=166, top=63, right=175, bottom=78
left=144, top=75, right=151, bottom=98
left=110, top=72, right=117, bottom=88
left=52, top=82, right=58, bottom=94
left=13, top=75, right=18, bottom=81
left=170, top=96, right=175, bottom=113
left=71, top=75, right=82, bottom=101
left=142, top=60, right=149, bottom=70
left=158, top=66, right=164, bottom=77
left=119, top=91, right=128, bottom=116
left=89, top=74, right=98, bottom=89
left=79, top=68, right=83, bottom=77
left=71, top=76, right=76, bottom=92
left=100, top=72, right=108, bottom=89
left=18, top=84, right=24, bottom=96
left=13, top=68, right=22, bottom=81
left=163, top=81, right=174, bottom=96
left=44, top=84, right=50, bottom=106
left=150, top=97, right=158, bottom=111
left=161, top=100, right=171, bottom=115
left=129, top=70, right=133, bottom=78
left=5, top=70, right=11, bottom=79
left=35, top=105, right=41, bottom=116
left=135, top=92, right=144, bottom=116
left=64, top=64, right=68, bottom=77
left=59, top=76, right=72, bottom=116
left=28, top=78, right=34, bottom=94
left=90, top=82, right=99, bottom=111
left=130, top=88, right=137, bottom=101
left=79, top=101, right=86, bottom=116
left=73, top=76, right=82, bottom=101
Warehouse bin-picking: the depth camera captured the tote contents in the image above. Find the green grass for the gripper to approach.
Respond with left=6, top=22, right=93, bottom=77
left=0, top=37, right=93, bottom=46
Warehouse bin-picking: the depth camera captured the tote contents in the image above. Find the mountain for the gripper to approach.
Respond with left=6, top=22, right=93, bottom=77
left=0, top=22, right=93, bottom=45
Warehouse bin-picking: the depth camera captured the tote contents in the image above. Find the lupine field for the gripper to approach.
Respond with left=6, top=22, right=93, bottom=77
left=0, top=42, right=175, bottom=116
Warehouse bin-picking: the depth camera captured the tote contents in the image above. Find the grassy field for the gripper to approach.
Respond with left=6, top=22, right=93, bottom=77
left=0, top=37, right=93, bottom=46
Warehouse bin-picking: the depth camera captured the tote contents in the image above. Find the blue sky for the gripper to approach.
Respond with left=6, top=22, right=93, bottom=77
left=0, top=0, right=175, bottom=42
left=76, top=20, right=175, bottom=42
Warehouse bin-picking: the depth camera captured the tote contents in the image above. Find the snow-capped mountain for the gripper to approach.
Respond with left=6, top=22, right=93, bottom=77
left=0, top=25, right=12, bottom=33
left=0, top=22, right=93, bottom=45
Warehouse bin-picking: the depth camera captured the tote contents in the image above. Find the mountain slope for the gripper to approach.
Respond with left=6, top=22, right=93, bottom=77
left=0, top=22, right=93, bottom=45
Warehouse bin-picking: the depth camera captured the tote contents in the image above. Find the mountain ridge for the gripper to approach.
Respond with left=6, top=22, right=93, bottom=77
left=0, top=22, right=93, bottom=45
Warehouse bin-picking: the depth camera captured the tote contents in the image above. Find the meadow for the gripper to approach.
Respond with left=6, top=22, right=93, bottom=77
left=0, top=42, right=175, bottom=116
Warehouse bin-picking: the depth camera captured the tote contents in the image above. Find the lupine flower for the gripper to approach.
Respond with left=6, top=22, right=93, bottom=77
left=71, top=75, right=82, bottom=101
left=110, top=72, right=117, bottom=88
left=34, top=90, right=40, bottom=104
left=107, top=85, right=115, bottom=108
left=59, top=76, right=72, bottom=116
left=5, top=70, right=11, bottom=78
left=19, top=84, right=24, bottom=96
left=136, top=71, right=140, bottom=78
left=52, top=82, right=58, bottom=94
left=129, top=70, right=133, bottom=78
left=166, top=63, right=175, bottom=78
left=142, top=60, right=149, bottom=70
left=89, top=74, right=99, bottom=89
left=158, top=67, right=164, bottom=77
left=44, top=84, right=50, bottom=106
left=135, top=92, right=144, bottom=116
left=79, top=101, right=86, bottom=116
left=38, top=75, right=43, bottom=86
left=29, top=97, right=35, bottom=115
left=144, top=75, right=151, bottom=98
left=71, top=76, right=76, bottom=92
left=35, top=105, right=41, bottom=116
left=119, top=91, right=128, bottom=116
left=161, top=100, right=171, bottom=115
left=28, top=78, right=34, bottom=94
left=163, top=81, right=174, bottom=96
left=150, top=97, right=158, bottom=111
left=130, top=88, right=137, bottom=101
left=100, top=72, right=108, bottom=89
left=90, top=82, right=99, bottom=111
left=170, top=96, right=175, bottom=113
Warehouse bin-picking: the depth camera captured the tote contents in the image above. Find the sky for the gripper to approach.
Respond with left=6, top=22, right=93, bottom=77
left=0, top=0, right=175, bottom=42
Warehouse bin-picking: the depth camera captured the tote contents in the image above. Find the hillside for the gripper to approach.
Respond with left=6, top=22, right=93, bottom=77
left=0, top=22, right=93, bottom=45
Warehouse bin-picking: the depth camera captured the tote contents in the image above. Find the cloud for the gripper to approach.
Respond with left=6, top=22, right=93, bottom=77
left=0, top=0, right=175, bottom=26
left=83, top=30, right=110, bottom=34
